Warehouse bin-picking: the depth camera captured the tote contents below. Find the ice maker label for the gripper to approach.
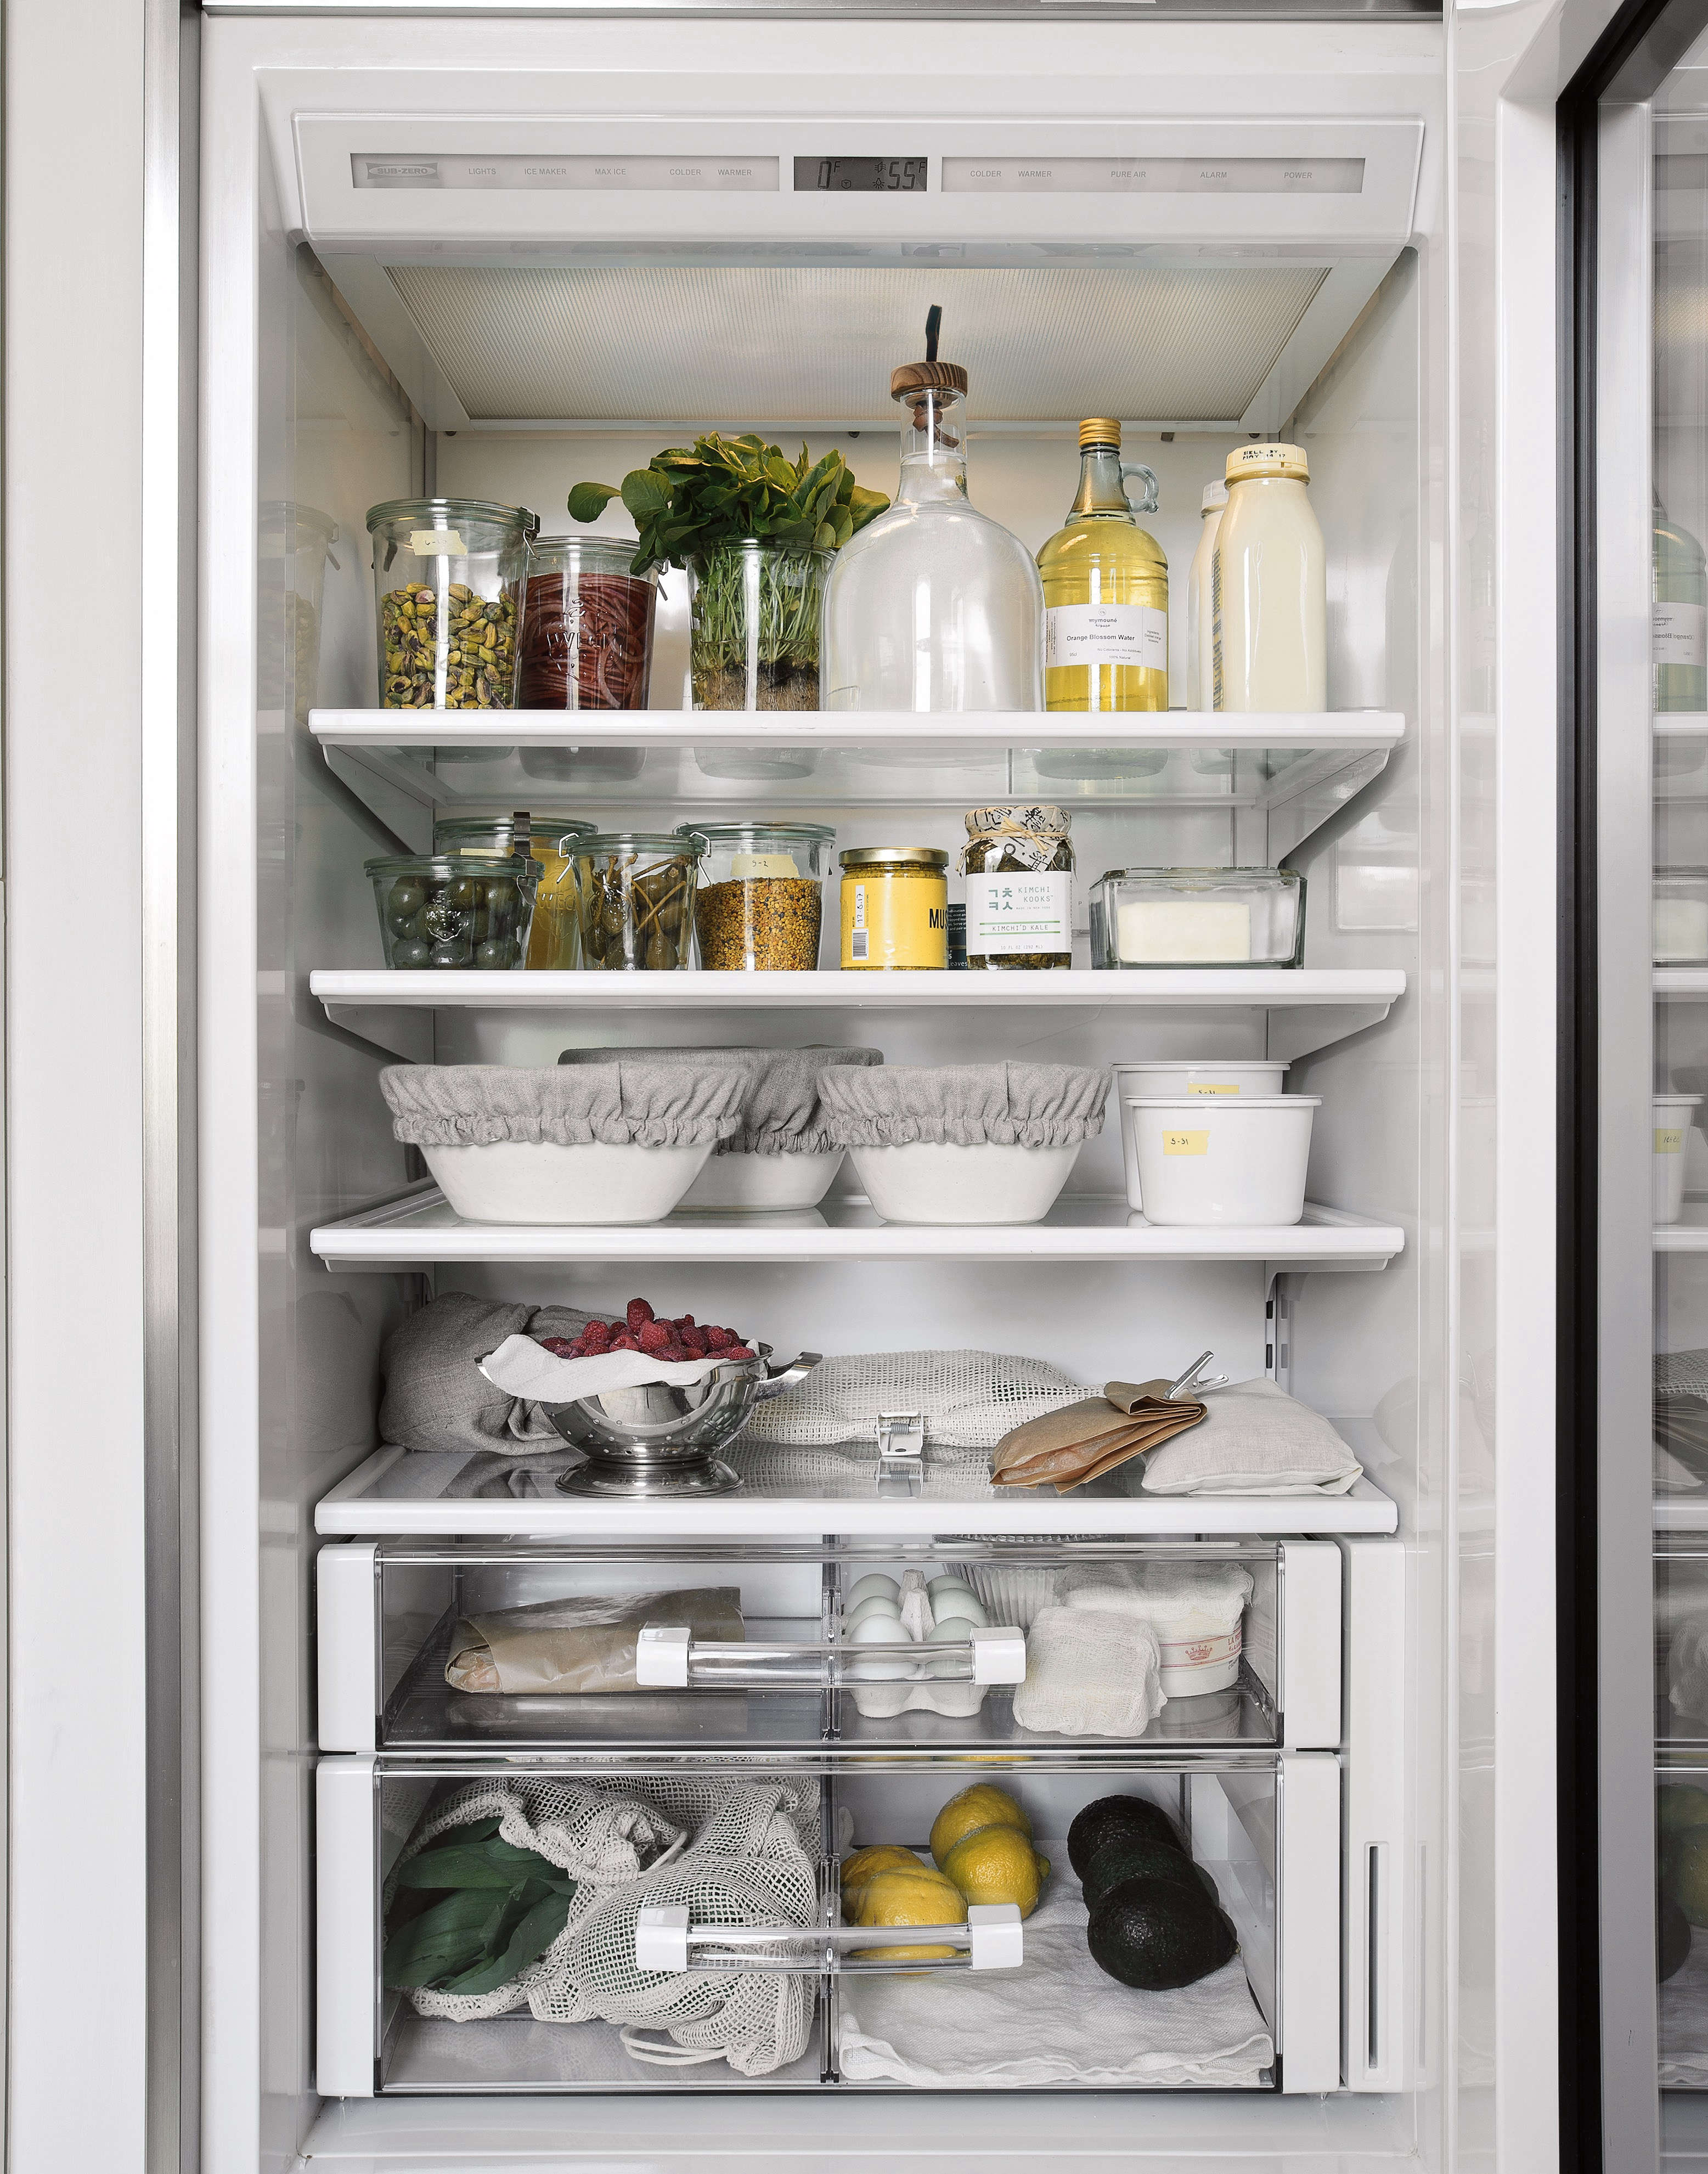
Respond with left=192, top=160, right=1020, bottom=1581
left=1655, top=601, right=1708, bottom=666
left=966, top=872, right=1073, bottom=957
left=1164, top=1131, right=1210, bottom=1156
left=1658, top=1127, right=1686, bottom=1154
left=1046, top=602, right=1166, bottom=672
left=410, top=530, right=466, bottom=556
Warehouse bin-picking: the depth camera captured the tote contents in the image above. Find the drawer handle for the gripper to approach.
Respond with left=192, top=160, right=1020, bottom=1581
left=634, top=1903, right=1024, bottom=1974
left=633, top=1623, right=1027, bottom=1690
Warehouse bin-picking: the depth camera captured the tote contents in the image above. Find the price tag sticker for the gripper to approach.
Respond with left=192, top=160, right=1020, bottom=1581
left=1657, top=1127, right=1686, bottom=1154
left=1164, top=1130, right=1210, bottom=1156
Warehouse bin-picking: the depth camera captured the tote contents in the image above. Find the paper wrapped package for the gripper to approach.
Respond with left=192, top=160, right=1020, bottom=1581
left=446, top=1587, right=744, bottom=1696
left=990, top=1380, right=1206, bottom=1490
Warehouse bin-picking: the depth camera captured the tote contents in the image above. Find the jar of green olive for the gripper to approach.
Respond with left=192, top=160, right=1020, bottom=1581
left=364, top=852, right=540, bottom=971
left=959, top=803, right=1074, bottom=970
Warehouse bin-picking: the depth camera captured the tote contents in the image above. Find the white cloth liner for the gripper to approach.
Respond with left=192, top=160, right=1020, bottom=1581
left=1010, top=1607, right=1166, bottom=1738
left=744, top=1348, right=1095, bottom=1450
left=1141, top=1377, right=1363, bottom=1496
left=818, top=1062, right=1109, bottom=1150
left=480, top=1330, right=743, bottom=1405
left=379, top=1061, right=747, bottom=1149
left=835, top=1842, right=1273, bottom=2088
left=557, top=1044, right=882, bottom=1157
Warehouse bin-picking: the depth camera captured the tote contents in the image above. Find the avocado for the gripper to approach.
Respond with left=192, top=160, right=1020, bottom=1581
left=1081, top=1838, right=1220, bottom=1916
left=1067, top=1795, right=1184, bottom=1879
left=1087, top=1873, right=1237, bottom=1991
left=1662, top=1894, right=1694, bottom=1983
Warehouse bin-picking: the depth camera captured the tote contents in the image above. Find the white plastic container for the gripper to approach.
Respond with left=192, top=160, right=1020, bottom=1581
left=1186, top=479, right=1226, bottom=712
left=1211, top=443, right=1327, bottom=713
left=1111, top=1060, right=1290, bottom=1211
left=1656, top=1094, right=1703, bottom=1225
left=848, top=1139, right=1083, bottom=1226
left=1125, top=1095, right=1320, bottom=1226
left=421, top=1139, right=714, bottom=1225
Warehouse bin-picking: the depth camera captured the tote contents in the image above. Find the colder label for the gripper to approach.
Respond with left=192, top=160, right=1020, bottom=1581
left=966, top=871, right=1073, bottom=956
left=1655, top=601, right=1708, bottom=666
left=1046, top=602, right=1166, bottom=672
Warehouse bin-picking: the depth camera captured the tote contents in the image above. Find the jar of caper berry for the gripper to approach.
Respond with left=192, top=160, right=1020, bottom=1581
left=959, top=802, right=1075, bottom=970
left=367, top=498, right=538, bottom=709
left=364, top=852, right=540, bottom=971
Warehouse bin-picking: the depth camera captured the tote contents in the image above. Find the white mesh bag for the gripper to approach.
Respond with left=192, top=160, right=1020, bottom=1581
left=742, top=1348, right=1095, bottom=1450
left=390, top=1772, right=821, bottom=2076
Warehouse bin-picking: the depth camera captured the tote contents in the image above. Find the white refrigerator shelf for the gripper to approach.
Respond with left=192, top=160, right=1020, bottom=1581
left=308, top=1186, right=1406, bottom=1272
left=313, top=1440, right=1400, bottom=1540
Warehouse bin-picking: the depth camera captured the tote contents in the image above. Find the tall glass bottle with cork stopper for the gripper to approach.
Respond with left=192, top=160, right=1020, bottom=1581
left=1036, top=420, right=1169, bottom=712
left=822, top=308, right=1044, bottom=712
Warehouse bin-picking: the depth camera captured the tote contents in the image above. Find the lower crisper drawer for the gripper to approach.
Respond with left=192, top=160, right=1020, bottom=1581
left=315, top=1752, right=1339, bottom=2097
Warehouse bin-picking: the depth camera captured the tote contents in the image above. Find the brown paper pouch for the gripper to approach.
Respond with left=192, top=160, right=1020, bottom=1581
left=447, top=1586, right=744, bottom=1694
left=993, top=1395, right=1206, bottom=1490
left=993, top=1419, right=1155, bottom=1487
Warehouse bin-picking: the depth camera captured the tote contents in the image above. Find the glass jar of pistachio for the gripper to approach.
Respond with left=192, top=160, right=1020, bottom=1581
left=367, top=498, right=537, bottom=709
left=959, top=802, right=1075, bottom=970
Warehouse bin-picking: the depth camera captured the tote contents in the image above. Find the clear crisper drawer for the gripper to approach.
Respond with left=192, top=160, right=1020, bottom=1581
left=314, top=1751, right=1340, bottom=2098
left=316, top=1539, right=1342, bottom=1756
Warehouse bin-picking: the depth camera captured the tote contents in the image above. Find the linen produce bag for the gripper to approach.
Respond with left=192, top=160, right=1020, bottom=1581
left=379, top=1291, right=610, bottom=1457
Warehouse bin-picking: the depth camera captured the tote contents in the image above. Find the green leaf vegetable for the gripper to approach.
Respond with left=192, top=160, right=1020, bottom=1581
left=568, top=433, right=889, bottom=579
left=383, top=1817, right=578, bottom=1996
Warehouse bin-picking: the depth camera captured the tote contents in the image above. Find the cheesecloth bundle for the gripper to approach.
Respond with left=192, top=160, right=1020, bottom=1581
left=741, top=1347, right=1097, bottom=1450
left=387, top=1771, right=821, bottom=2075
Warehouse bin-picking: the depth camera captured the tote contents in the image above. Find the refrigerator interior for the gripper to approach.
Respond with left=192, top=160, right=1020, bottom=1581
left=199, top=14, right=1450, bottom=2169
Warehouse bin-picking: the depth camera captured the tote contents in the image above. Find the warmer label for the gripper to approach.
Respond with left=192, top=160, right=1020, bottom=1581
left=966, top=871, right=1073, bottom=956
left=1655, top=601, right=1707, bottom=666
left=1046, top=602, right=1166, bottom=671
left=1164, top=1130, right=1210, bottom=1156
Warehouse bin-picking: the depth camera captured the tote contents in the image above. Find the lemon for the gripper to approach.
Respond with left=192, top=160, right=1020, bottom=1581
left=853, top=1866, right=967, bottom=1960
left=940, top=1822, right=1050, bottom=1919
left=841, top=1844, right=924, bottom=1906
left=930, top=1783, right=1032, bottom=1870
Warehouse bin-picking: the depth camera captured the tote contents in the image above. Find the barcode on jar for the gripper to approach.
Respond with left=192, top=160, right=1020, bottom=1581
left=850, top=929, right=870, bottom=961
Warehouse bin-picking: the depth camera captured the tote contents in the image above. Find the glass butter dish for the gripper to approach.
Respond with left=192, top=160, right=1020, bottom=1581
left=1091, top=867, right=1304, bottom=969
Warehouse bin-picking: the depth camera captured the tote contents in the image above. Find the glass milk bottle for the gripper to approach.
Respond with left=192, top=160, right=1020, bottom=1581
left=1212, top=443, right=1327, bottom=712
left=1035, top=419, right=1168, bottom=712
left=822, top=342, right=1044, bottom=712
left=1186, top=480, right=1227, bottom=711
left=1655, top=499, right=1708, bottom=712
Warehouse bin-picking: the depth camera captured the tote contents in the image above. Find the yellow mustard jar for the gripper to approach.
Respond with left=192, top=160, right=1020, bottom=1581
left=839, top=846, right=949, bottom=970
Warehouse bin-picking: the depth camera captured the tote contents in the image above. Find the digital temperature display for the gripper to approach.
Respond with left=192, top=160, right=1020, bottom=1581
left=794, top=157, right=928, bottom=194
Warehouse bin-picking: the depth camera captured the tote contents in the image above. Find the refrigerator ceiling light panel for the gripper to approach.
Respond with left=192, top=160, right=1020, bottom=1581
left=380, top=261, right=1331, bottom=424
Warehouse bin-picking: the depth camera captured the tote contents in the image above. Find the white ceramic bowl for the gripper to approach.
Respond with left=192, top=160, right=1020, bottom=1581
left=1125, top=1094, right=1320, bottom=1226
left=422, top=1137, right=713, bottom=1225
left=1656, top=1094, right=1704, bottom=1226
left=848, top=1139, right=1083, bottom=1226
left=678, top=1146, right=844, bottom=1212
left=1111, top=1061, right=1290, bottom=1210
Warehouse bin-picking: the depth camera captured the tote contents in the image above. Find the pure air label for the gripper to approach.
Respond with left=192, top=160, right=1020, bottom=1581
left=1164, top=1130, right=1210, bottom=1156
left=411, top=530, right=467, bottom=556
left=1658, top=1127, right=1686, bottom=1154
left=1046, top=602, right=1166, bottom=671
left=966, top=871, right=1073, bottom=956
left=1655, top=601, right=1708, bottom=666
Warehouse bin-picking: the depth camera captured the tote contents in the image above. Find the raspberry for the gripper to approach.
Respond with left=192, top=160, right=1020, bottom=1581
left=582, top=1319, right=612, bottom=1342
left=539, top=1336, right=577, bottom=1357
left=657, top=1343, right=690, bottom=1362
left=722, top=1345, right=754, bottom=1361
left=675, top=1314, right=696, bottom=1330
left=704, top=1326, right=735, bottom=1351
left=638, top=1320, right=673, bottom=1353
left=608, top=1331, right=637, bottom=1351
left=626, top=1298, right=655, bottom=1331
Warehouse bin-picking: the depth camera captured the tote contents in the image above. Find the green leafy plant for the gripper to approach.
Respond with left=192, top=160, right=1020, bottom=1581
left=568, top=433, right=889, bottom=578
left=383, top=1817, right=578, bottom=1997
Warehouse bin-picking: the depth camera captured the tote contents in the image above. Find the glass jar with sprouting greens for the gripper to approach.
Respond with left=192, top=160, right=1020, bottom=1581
left=689, top=539, right=831, bottom=711
left=368, top=498, right=538, bottom=709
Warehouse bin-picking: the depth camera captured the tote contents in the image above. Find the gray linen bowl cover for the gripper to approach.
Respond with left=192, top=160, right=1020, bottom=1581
left=817, top=1061, right=1109, bottom=1149
left=379, top=1061, right=746, bottom=1149
left=557, top=1044, right=881, bottom=1157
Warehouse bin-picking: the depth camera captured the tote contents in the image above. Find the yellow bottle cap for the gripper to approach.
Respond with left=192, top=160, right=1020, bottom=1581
left=1226, top=442, right=1309, bottom=483
left=1079, top=418, right=1122, bottom=448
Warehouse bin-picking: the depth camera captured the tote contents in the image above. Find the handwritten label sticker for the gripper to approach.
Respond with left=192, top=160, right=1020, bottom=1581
left=1164, top=1130, right=1210, bottom=1156
left=1187, top=1083, right=1239, bottom=1096
left=1657, top=1127, right=1686, bottom=1154
left=410, top=529, right=466, bottom=556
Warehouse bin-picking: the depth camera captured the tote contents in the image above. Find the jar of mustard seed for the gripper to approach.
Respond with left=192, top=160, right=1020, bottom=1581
left=959, top=802, right=1074, bottom=970
left=839, top=847, right=949, bottom=970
